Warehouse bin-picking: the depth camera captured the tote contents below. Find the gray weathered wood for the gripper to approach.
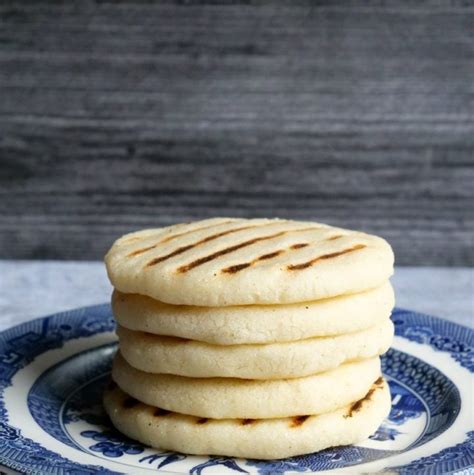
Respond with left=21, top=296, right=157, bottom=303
left=0, top=1, right=473, bottom=265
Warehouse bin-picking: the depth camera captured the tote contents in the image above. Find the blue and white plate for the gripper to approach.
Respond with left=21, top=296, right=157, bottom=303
left=0, top=306, right=472, bottom=474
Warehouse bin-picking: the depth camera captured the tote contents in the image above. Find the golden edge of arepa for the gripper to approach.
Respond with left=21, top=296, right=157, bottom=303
left=103, top=377, right=391, bottom=459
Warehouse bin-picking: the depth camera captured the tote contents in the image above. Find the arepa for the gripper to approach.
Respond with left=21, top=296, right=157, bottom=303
left=112, top=353, right=381, bottom=419
left=104, top=217, right=395, bottom=459
left=105, top=218, right=394, bottom=306
left=104, top=377, right=391, bottom=460
left=117, top=319, right=393, bottom=379
left=112, top=281, right=394, bottom=345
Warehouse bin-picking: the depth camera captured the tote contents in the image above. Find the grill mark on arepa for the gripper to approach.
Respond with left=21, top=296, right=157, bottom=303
left=345, top=377, right=384, bottom=418
left=128, top=244, right=157, bottom=257
left=160, top=219, right=237, bottom=244
left=179, top=227, right=318, bottom=273
left=287, top=244, right=366, bottom=271
left=290, top=243, right=309, bottom=249
left=222, top=242, right=309, bottom=274
left=347, top=391, right=374, bottom=417
left=326, top=235, right=343, bottom=241
left=291, top=415, right=310, bottom=427
left=223, top=263, right=252, bottom=274
left=128, top=221, right=239, bottom=258
left=258, top=250, right=284, bottom=260
left=145, top=225, right=260, bottom=267
left=196, top=418, right=209, bottom=424
left=222, top=250, right=284, bottom=274
left=154, top=408, right=171, bottom=417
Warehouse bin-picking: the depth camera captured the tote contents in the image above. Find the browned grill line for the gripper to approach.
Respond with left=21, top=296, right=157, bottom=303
left=290, top=243, right=309, bottom=249
left=345, top=377, right=384, bottom=418
left=128, top=221, right=239, bottom=258
left=180, top=227, right=318, bottom=273
left=346, top=390, right=375, bottom=417
left=159, top=220, right=237, bottom=244
left=154, top=408, right=171, bottom=417
left=221, top=242, right=309, bottom=274
left=223, top=263, right=252, bottom=274
left=221, top=250, right=285, bottom=274
left=221, top=253, right=283, bottom=274
left=145, top=225, right=259, bottom=267
left=128, top=244, right=157, bottom=257
left=122, top=397, right=139, bottom=409
left=287, top=244, right=366, bottom=271
left=196, top=418, right=209, bottom=424
left=258, top=250, right=284, bottom=260
left=326, top=235, right=343, bottom=241
left=291, top=415, right=310, bottom=427
left=241, top=418, right=256, bottom=425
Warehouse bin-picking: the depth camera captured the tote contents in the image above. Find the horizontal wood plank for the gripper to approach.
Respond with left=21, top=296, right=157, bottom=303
left=0, top=1, right=473, bottom=264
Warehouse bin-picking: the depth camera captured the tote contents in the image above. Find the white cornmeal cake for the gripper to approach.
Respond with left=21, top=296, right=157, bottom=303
left=105, top=218, right=394, bottom=306
left=116, top=319, right=394, bottom=379
left=111, top=353, right=381, bottom=419
left=104, top=377, right=391, bottom=460
left=104, top=218, right=395, bottom=459
left=112, top=282, right=394, bottom=345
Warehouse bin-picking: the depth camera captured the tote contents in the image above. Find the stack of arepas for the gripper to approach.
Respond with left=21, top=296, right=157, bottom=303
left=103, top=218, right=395, bottom=459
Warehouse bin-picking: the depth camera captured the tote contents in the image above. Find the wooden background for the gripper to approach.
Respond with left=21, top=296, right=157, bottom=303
left=0, top=1, right=473, bottom=265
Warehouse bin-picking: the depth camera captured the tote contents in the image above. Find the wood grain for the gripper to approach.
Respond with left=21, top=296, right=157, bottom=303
left=0, top=1, right=473, bottom=264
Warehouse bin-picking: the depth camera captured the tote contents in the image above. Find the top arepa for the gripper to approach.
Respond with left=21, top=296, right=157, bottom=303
left=105, top=218, right=394, bottom=307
